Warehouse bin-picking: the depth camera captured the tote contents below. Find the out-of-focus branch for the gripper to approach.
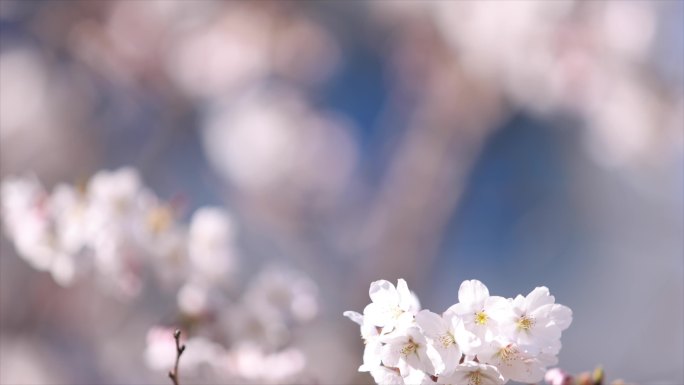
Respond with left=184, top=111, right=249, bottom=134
left=358, top=21, right=506, bottom=289
left=168, top=329, right=185, bottom=385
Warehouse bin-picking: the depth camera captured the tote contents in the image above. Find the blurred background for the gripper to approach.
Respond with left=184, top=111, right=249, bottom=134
left=0, top=1, right=682, bottom=384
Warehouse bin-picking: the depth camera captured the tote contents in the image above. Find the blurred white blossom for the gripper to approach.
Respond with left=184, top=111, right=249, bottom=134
left=188, top=207, right=238, bottom=283
left=202, top=88, right=358, bottom=207
left=1, top=166, right=320, bottom=383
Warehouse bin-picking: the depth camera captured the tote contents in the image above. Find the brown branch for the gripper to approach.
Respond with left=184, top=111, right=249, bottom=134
left=168, top=329, right=185, bottom=385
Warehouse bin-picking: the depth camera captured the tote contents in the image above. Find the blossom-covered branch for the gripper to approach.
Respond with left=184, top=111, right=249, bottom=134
left=345, top=279, right=572, bottom=385
left=1, top=168, right=319, bottom=384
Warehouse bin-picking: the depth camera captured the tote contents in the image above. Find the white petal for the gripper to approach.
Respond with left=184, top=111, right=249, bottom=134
left=511, top=294, right=526, bottom=313
left=397, top=279, right=413, bottom=310
left=51, top=254, right=76, bottom=286
left=530, top=303, right=555, bottom=319
left=439, top=343, right=462, bottom=376
left=478, top=363, right=505, bottom=385
left=363, top=302, right=390, bottom=327
left=484, top=296, right=512, bottom=321
left=361, top=322, right=380, bottom=340
left=405, top=368, right=434, bottom=385
left=408, top=291, right=422, bottom=314
left=549, top=304, right=572, bottom=330
left=406, top=349, right=427, bottom=374
left=525, top=286, right=554, bottom=311
left=360, top=339, right=383, bottom=371
left=396, top=311, right=416, bottom=331
left=416, top=310, right=446, bottom=338
left=444, top=302, right=468, bottom=318
left=370, top=366, right=404, bottom=385
left=381, top=341, right=402, bottom=368
left=506, top=357, right=546, bottom=383
left=417, top=343, right=439, bottom=375
left=369, top=279, right=399, bottom=305
left=458, top=280, right=489, bottom=308
left=534, top=323, right=562, bottom=342
left=343, top=311, right=364, bottom=326
left=453, top=320, right=480, bottom=355
left=407, top=326, right=428, bottom=344
left=538, top=350, right=559, bottom=365
left=446, top=362, right=504, bottom=385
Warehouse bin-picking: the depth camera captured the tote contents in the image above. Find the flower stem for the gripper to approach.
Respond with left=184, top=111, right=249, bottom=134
left=168, top=329, right=185, bottom=385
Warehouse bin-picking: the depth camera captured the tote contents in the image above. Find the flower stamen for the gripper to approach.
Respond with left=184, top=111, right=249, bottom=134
left=517, top=315, right=535, bottom=331
left=438, top=332, right=456, bottom=348
left=468, top=370, right=483, bottom=385
left=474, top=311, right=488, bottom=325
left=401, top=339, right=419, bottom=356
left=496, top=344, right=519, bottom=365
left=147, top=206, right=174, bottom=234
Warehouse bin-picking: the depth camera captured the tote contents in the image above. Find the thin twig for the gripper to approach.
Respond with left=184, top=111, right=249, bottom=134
left=168, top=329, right=185, bottom=385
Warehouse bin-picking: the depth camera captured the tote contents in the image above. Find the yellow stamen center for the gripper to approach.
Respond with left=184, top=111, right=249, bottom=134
left=392, top=307, right=404, bottom=318
left=438, top=332, right=456, bottom=348
left=497, top=344, right=518, bottom=364
left=468, top=371, right=483, bottom=385
left=147, top=206, right=174, bottom=234
left=474, top=311, right=488, bottom=325
left=517, top=315, right=535, bottom=331
left=401, top=339, right=419, bottom=356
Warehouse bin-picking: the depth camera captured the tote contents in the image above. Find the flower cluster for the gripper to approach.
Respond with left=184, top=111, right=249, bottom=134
left=0, top=167, right=237, bottom=295
left=1, top=167, right=319, bottom=383
left=345, top=279, right=572, bottom=385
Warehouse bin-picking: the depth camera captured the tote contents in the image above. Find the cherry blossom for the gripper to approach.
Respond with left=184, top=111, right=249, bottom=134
left=444, top=280, right=511, bottom=343
left=343, top=311, right=382, bottom=372
left=2, top=168, right=319, bottom=383
left=380, top=326, right=438, bottom=377
left=437, top=361, right=504, bottom=385
left=363, top=279, right=420, bottom=334
left=415, top=310, right=471, bottom=375
left=345, top=279, right=572, bottom=385
left=500, top=287, right=573, bottom=355
left=477, top=336, right=546, bottom=383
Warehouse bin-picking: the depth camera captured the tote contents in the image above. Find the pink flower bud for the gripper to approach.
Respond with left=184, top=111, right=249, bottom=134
left=545, top=368, right=573, bottom=385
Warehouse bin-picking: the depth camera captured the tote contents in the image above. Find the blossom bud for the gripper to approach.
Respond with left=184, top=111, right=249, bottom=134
left=593, top=366, right=605, bottom=385
left=545, top=368, right=573, bottom=385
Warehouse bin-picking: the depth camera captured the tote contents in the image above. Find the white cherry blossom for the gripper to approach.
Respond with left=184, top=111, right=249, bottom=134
left=1, top=167, right=319, bottom=383
left=50, top=184, right=89, bottom=255
left=404, top=367, right=437, bottom=385
left=437, top=361, right=504, bottom=385
left=343, top=311, right=382, bottom=372
left=380, top=326, right=438, bottom=376
left=369, top=366, right=405, bottom=385
left=500, top=287, right=572, bottom=354
left=415, top=310, right=473, bottom=375
left=363, top=279, right=420, bottom=334
left=369, top=366, right=435, bottom=385
left=444, top=280, right=511, bottom=343
left=346, top=278, right=572, bottom=385
left=477, top=336, right=546, bottom=383
left=223, top=343, right=307, bottom=383
left=244, top=265, right=319, bottom=323
left=0, top=175, right=46, bottom=240
left=188, top=207, right=238, bottom=282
